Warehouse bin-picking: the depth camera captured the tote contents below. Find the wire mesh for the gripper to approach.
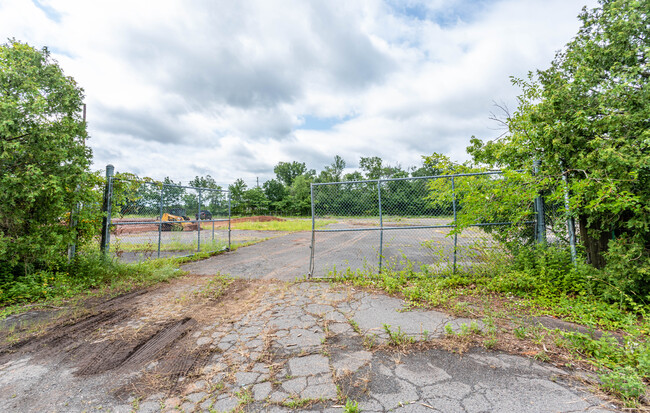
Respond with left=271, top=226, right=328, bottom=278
left=309, top=172, right=538, bottom=278
left=108, top=179, right=230, bottom=261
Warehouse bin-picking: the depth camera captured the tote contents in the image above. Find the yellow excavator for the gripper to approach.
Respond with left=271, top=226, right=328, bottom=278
left=161, top=213, right=198, bottom=231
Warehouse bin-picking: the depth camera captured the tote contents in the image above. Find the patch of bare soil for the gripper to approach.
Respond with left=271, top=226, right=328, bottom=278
left=0, top=275, right=271, bottom=398
left=112, top=218, right=200, bottom=235
left=112, top=215, right=286, bottom=234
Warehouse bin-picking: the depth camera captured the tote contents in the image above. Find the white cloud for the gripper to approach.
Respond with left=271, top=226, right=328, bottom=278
left=0, top=0, right=596, bottom=185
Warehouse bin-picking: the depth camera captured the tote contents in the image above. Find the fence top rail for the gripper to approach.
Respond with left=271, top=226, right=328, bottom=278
left=310, top=170, right=524, bottom=187
left=109, top=177, right=230, bottom=193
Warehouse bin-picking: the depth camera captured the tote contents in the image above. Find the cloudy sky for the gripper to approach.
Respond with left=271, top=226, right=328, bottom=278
left=1, top=0, right=596, bottom=185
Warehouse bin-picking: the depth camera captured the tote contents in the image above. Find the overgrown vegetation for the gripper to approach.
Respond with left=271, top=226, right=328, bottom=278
left=466, top=0, right=649, bottom=295
left=0, top=248, right=228, bottom=314
left=329, top=244, right=650, bottom=406
left=0, top=40, right=100, bottom=285
left=113, top=238, right=229, bottom=253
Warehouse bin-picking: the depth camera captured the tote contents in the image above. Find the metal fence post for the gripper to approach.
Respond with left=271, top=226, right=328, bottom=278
left=377, top=180, right=384, bottom=274
left=212, top=191, right=215, bottom=242
left=157, top=185, right=163, bottom=259
left=533, top=160, right=546, bottom=244
left=67, top=184, right=80, bottom=263
left=227, top=192, right=232, bottom=251
left=197, top=189, right=202, bottom=252
left=451, top=176, right=458, bottom=273
left=100, top=164, right=115, bottom=256
left=309, top=183, right=316, bottom=278
left=562, top=170, right=577, bottom=265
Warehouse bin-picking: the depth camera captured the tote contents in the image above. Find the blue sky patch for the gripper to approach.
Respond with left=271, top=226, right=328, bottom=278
left=32, top=0, right=62, bottom=23
left=386, top=0, right=494, bottom=27
left=298, top=114, right=354, bottom=131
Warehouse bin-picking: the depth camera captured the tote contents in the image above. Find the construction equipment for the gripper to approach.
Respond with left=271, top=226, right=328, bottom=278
left=161, top=213, right=198, bottom=231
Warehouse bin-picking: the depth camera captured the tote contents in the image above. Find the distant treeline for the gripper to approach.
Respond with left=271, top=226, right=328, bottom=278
left=113, top=155, right=448, bottom=217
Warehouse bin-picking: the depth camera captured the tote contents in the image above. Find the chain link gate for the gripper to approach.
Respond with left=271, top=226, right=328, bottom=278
left=100, top=165, right=231, bottom=261
left=307, top=171, right=548, bottom=278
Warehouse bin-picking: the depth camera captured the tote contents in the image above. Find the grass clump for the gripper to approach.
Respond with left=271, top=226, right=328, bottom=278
left=114, top=238, right=228, bottom=253
left=329, top=245, right=649, bottom=407
left=228, top=218, right=334, bottom=232
left=343, top=399, right=360, bottom=413
left=0, top=250, right=212, bottom=317
left=383, top=324, right=414, bottom=346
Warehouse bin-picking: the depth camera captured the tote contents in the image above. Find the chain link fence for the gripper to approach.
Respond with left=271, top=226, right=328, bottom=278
left=308, top=171, right=548, bottom=278
left=100, top=168, right=232, bottom=262
left=540, top=179, right=579, bottom=262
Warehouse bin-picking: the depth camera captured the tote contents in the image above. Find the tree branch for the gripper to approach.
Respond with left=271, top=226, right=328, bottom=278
left=1, top=133, right=30, bottom=142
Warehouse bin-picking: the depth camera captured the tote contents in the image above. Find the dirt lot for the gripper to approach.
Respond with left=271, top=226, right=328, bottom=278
left=113, top=216, right=285, bottom=235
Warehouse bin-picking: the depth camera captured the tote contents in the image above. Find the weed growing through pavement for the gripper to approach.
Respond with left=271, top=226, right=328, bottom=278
left=363, top=334, right=377, bottom=350
left=383, top=324, right=415, bottom=346
left=348, top=319, right=361, bottom=334
left=343, top=399, right=361, bottom=413
left=235, top=388, right=253, bottom=406
left=282, top=397, right=319, bottom=409
left=328, top=250, right=650, bottom=408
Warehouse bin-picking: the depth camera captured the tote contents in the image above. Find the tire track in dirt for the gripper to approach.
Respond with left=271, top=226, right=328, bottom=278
left=0, top=308, right=131, bottom=359
left=0, top=277, right=264, bottom=404
left=117, top=318, right=196, bottom=372
left=74, top=318, right=197, bottom=376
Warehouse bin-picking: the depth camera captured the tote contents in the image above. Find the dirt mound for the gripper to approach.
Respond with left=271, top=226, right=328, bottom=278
left=111, top=218, right=158, bottom=235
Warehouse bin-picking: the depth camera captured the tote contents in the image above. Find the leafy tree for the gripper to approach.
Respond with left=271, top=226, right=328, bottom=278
left=318, top=155, right=346, bottom=183
left=359, top=156, right=406, bottom=180
left=189, top=175, right=220, bottom=189
left=274, top=161, right=307, bottom=186
left=382, top=164, right=408, bottom=179
left=242, top=187, right=269, bottom=214
left=0, top=40, right=91, bottom=279
left=262, top=178, right=287, bottom=212
left=228, top=179, right=248, bottom=215
left=343, top=171, right=364, bottom=182
left=330, top=155, right=346, bottom=181
left=188, top=175, right=224, bottom=215
left=161, top=177, right=185, bottom=212
left=411, top=161, right=441, bottom=177
left=359, top=156, right=383, bottom=180
left=467, top=0, right=650, bottom=298
left=287, top=174, right=313, bottom=215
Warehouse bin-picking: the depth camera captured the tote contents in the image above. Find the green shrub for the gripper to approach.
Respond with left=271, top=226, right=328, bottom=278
left=0, top=251, right=182, bottom=306
left=601, top=237, right=650, bottom=305
left=600, top=366, right=647, bottom=404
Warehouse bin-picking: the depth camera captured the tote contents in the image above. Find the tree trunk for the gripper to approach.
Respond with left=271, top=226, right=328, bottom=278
left=578, top=215, right=609, bottom=269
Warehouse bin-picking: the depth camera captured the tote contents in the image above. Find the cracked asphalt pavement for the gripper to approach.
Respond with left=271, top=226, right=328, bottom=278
left=0, top=234, right=619, bottom=412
